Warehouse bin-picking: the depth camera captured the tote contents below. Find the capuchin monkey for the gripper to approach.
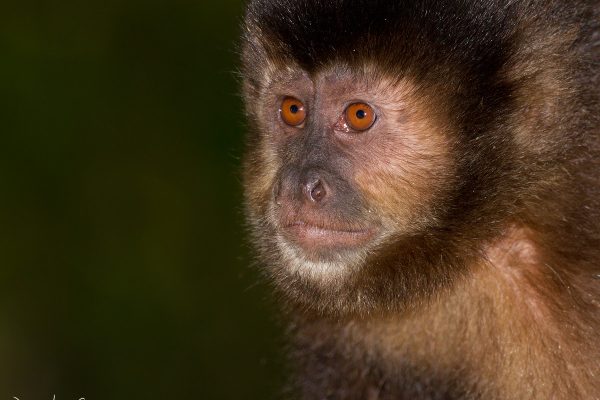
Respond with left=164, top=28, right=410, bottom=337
left=240, top=0, right=600, bottom=398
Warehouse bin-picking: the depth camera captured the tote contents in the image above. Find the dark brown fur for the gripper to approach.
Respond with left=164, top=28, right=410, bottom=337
left=240, top=1, right=600, bottom=398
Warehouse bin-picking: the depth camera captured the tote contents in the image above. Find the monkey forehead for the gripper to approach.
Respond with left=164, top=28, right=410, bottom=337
left=318, top=64, right=425, bottom=105
left=258, top=62, right=423, bottom=106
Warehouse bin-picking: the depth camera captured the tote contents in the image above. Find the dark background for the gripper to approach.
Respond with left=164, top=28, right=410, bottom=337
left=0, top=0, right=285, bottom=398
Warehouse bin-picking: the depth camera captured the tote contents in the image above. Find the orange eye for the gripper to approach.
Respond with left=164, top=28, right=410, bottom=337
left=345, top=102, right=376, bottom=131
left=280, top=97, right=306, bottom=127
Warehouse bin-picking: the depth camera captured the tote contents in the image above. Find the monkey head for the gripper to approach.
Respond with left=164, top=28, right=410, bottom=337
left=241, top=0, right=558, bottom=316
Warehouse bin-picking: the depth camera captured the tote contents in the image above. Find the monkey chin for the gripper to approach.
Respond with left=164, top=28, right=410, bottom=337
left=273, top=236, right=370, bottom=282
left=273, top=222, right=384, bottom=282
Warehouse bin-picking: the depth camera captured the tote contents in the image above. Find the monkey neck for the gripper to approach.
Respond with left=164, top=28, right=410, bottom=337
left=290, top=226, right=600, bottom=399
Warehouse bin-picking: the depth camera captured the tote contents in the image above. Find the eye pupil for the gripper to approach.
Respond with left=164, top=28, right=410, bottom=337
left=356, top=109, right=366, bottom=119
left=290, top=105, right=299, bottom=114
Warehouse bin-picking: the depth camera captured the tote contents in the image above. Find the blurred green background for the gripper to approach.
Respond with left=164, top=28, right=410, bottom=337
left=0, top=0, right=285, bottom=398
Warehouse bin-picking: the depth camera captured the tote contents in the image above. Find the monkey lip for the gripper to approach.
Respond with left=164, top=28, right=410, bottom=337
left=283, top=220, right=376, bottom=249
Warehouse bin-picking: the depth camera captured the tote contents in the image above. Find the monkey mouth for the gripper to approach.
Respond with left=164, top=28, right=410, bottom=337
left=282, top=219, right=376, bottom=250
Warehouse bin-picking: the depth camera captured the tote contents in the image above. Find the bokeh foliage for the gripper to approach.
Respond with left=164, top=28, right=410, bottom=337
left=0, top=0, right=283, bottom=398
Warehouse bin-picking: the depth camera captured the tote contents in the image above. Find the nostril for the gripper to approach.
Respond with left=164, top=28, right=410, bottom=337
left=310, top=181, right=326, bottom=202
left=307, top=179, right=326, bottom=202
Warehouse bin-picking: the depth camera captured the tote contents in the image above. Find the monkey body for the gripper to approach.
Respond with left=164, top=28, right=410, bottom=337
left=241, top=1, right=600, bottom=398
left=291, top=228, right=599, bottom=399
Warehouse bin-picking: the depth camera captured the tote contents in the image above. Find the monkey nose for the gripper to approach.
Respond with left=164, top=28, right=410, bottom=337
left=304, top=179, right=327, bottom=203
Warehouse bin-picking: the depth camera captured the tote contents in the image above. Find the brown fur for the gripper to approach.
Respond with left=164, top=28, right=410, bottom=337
left=287, top=225, right=599, bottom=399
left=240, top=0, right=600, bottom=398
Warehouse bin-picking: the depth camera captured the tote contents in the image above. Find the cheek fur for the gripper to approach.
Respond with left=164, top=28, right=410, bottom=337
left=244, top=135, right=280, bottom=214
left=353, top=109, right=455, bottom=232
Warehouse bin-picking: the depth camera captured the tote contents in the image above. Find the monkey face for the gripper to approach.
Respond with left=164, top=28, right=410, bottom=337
left=243, top=64, right=460, bottom=312
left=237, top=0, right=553, bottom=317
left=241, top=0, right=528, bottom=314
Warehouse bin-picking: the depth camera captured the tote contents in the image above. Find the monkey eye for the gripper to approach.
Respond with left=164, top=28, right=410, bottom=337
left=344, top=102, right=376, bottom=131
left=280, top=97, right=306, bottom=127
